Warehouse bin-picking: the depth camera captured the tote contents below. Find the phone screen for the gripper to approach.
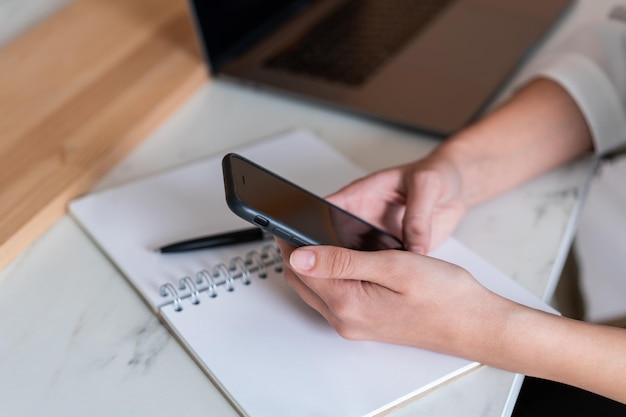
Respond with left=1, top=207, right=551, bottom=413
left=223, top=154, right=404, bottom=251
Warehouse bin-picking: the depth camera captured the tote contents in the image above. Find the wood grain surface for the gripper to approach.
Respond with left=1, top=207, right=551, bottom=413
left=0, top=0, right=207, bottom=269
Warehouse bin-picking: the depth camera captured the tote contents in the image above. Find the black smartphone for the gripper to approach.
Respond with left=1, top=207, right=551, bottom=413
left=222, top=153, right=404, bottom=251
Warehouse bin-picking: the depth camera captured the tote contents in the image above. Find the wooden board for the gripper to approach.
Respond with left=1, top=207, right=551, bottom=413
left=0, top=0, right=207, bottom=269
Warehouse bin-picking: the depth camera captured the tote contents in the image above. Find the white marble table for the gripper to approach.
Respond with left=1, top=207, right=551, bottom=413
left=0, top=1, right=616, bottom=416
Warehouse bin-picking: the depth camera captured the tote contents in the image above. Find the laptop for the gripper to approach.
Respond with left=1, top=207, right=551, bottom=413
left=188, top=0, right=573, bottom=136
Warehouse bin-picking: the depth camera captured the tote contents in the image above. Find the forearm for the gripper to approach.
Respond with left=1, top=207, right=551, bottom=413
left=434, top=79, right=593, bottom=207
left=477, top=302, right=626, bottom=403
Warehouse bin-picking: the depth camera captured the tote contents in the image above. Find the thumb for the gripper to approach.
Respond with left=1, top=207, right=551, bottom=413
left=402, top=175, right=442, bottom=254
left=289, top=245, right=405, bottom=286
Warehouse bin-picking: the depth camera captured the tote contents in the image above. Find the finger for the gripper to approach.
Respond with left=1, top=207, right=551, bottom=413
left=402, top=170, right=445, bottom=254
left=276, top=239, right=336, bottom=320
left=289, top=245, right=409, bottom=290
left=282, top=267, right=332, bottom=317
left=326, top=179, right=377, bottom=218
left=327, top=170, right=407, bottom=237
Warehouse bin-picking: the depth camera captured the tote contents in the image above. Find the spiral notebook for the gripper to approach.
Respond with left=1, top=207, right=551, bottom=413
left=69, top=129, right=555, bottom=417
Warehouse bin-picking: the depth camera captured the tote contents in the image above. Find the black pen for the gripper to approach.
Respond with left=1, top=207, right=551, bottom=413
left=158, top=227, right=270, bottom=253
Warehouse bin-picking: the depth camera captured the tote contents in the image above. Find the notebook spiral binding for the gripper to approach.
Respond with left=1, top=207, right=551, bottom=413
left=159, top=243, right=283, bottom=312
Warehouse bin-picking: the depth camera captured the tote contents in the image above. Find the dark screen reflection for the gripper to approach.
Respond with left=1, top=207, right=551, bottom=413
left=232, top=156, right=403, bottom=251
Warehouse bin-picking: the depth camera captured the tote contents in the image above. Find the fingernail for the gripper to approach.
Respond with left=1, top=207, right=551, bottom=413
left=290, top=249, right=315, bottom=271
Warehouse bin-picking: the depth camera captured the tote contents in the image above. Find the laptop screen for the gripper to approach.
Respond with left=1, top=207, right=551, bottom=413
left=190, top=0, right=316, bottom=71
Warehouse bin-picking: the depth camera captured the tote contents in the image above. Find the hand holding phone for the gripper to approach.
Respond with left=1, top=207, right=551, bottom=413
left=222, top=153, right=404, bottom=251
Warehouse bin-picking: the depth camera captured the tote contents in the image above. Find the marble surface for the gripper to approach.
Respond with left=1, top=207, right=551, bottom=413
left=578, top=158, right=626, bottom=321
left=0, top=0, right=617, bottom=416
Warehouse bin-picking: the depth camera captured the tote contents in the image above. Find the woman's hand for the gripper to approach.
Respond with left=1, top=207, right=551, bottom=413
left=276, top=241, right=511, bottom=357
left=327, top=154, right=466, bottom=254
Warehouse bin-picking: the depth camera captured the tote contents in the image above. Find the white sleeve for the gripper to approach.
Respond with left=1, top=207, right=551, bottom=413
left=518, top=19, right=626, bottom=155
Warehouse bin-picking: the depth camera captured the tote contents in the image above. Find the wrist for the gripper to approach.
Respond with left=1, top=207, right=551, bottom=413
left=428, top=135, right=486, bottom=208
left=487, top=302, right=572, bottom=378
left=430, top=78, right=594, bottom=208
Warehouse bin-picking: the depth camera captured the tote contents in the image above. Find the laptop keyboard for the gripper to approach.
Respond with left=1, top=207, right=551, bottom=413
left=265, top=0, right=456, bottom=86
